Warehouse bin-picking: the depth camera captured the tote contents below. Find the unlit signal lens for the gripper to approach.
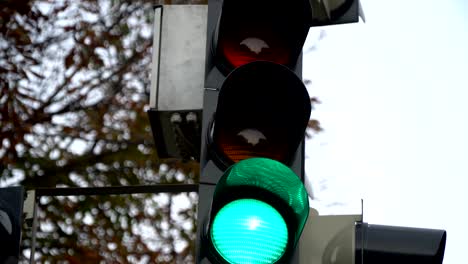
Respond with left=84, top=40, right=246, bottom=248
left=219, top=26, right=292, bottom=69
left=215, top=127, right=288, bottom=163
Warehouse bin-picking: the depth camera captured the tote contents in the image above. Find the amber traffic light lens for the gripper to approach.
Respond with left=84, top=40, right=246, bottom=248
left=215, top=126, right=289, bottom=163
left=211, top=61, right=311, bottom=167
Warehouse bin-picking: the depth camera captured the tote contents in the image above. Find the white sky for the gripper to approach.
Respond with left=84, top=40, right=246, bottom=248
left=304, top=1, right=468, bottom=263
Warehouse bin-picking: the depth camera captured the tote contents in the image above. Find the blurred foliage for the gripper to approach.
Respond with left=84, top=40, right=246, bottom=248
left=1, top=0, right=204, bottom=262
left=307, top=97, right=323, bottom=138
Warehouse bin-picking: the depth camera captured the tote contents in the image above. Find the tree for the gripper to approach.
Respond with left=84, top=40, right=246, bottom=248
left=1, top=0, right=205, bottom=262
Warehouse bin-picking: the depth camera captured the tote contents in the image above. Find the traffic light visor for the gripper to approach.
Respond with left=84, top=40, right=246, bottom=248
left=210, top=61, right=311, bottom=169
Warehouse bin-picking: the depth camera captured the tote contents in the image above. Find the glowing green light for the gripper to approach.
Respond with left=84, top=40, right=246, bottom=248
left=211, top=199, right=288, bottom=264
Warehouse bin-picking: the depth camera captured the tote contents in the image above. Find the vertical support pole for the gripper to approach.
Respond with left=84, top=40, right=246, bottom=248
left=23, top=190, right=37, bottom=264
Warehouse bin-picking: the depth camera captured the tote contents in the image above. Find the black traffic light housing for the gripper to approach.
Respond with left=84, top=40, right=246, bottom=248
left=197, top=0, right=312, bottom=263
left=310, top=0, right=361, bottom=26
left=0, top=187, right=24, bottom=264
left=355, top=223, right=447, bottom=264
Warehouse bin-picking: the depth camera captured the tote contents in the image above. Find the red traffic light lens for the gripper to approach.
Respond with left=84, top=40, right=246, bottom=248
left=214, top=0, right=311, bottom=72
left=218, top=26, right=292, bottom=69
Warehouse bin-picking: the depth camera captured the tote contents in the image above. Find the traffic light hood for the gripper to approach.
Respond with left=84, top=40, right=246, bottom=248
left=209, top=61, right=311, bottom=169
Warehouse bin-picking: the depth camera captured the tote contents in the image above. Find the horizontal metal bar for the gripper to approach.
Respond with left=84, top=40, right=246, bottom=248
left=35, top=184, right=199, bottom=197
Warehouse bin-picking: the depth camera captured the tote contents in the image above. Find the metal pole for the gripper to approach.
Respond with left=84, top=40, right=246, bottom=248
left=30, top=197, right=37, bottom=264
left=35, top=184, right=198, bottom=197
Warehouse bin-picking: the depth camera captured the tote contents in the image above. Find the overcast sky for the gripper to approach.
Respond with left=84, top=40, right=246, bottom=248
left=303, top=0, right=468, bottom=263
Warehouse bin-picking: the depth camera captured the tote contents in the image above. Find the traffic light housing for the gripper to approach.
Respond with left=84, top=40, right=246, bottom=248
left=310, top=0, right=363, bottom=26
left=197, top=0, right=313, bottom=263
left=0, top=187, right=24, bottom=264
left=355, top=223, right=446, bottom=264
left=299, top=211, right=446, bottom=264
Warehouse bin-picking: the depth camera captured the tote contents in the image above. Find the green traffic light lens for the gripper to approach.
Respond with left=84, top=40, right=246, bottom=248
left=211, top=198, right=288, bottom=264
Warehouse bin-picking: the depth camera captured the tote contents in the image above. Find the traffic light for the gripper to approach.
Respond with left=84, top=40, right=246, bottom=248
left=310, top=0, right=365, bottom=26
left=355, top=223, right=446, bottom=264
left=0, top=187, right=24, bottom=264
left=299, top=210, right=446, bottom=264
left=197, top=0, right=313, bottom=263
